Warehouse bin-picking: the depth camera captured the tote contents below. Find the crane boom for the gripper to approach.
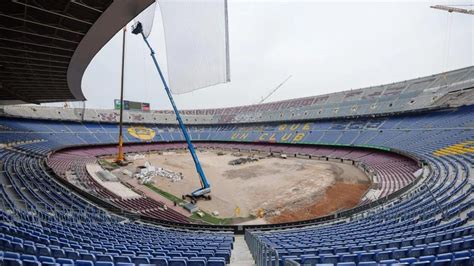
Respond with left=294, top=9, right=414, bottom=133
left=132, top=22, right=211, bottom=203
left=258, top=75, right=292, bottom=104
left=430, top=5, right=474, bottom=15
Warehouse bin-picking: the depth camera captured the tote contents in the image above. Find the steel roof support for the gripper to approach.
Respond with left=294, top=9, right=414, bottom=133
left=0, top=75, right=67, bottom=82
left=0, top=37, right=75, bottom=52
left=70, top=0, right=104, bottom=13
left=1, top=87, right=40, bottom=104
left=0, top=54, right=69, bottom=64
left=4, top=67, right=67, bottom=74
left=0, top=27, right=79, bottom=44
left=0, top=71, right=66, bottom=78
left=0, top=14, right=86, bottom=36
left=0, top=61, right=68, bottom=69
left=12, top=0, right=94, bottom=25
left=0, top=47, right=71, bottom=58
left=0, top=60, right=67, bottom=69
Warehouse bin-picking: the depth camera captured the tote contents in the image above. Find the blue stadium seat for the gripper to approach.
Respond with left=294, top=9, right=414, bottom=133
left=149, top=257, right=169, bottom=266
left=392, top=249, right=408, bottom=260
left=408, top=247, right=424, bottom=258
left=453, top=250, right=470, bottom=258
left=412, top=261, right=431, bottom=265
left=452, top=257, right=471, bottom=265
left=95, top=262, right=114, bottom=266
left=55, top=258, right=73, bottom=265
left=3, top=258, right=22, bottom=266
left=432, top=259, right=452, bottom=266
left=207, top=259, right=225, bottom=266
left=423, top=253, right=439, bottom=261
left=115, top=256, right=132, bottom=263
left=4, top=252, right=21, bottom=259
left=375, top=251, right=392, bottom=261
left=187, top=257, right=206, bottom=266
left=37, top=247, right=51, bottom=257
left=80, top=254, right=95, bottom=261
left=96, top=255, right=114, bottom=262
left=41, top=262, right=58, bottom=266
left=300, top=255, right=319, bottom=265
left=65, top=251, right=80, bottom=261
left=168, top=258, right=187, bottom=266
left=436, top=253, right=453, bottom=262
left=116, top=263, right=135, bottom=266
left=358, top=262, right=377, bottom=266
left=423, top=246, right=438, bottom=256
left=51, top=249, right=66, bottom=258
left=133, top=257, right=150, bottom=265
left=74, top=260, right=94, bottom=266
left=38, top=256, right=55, bottom=263
left=20, top=255, right=36, bottom=261
left=359, top=253, right=375, bottom=262
left=23, top=244, right=36, bottom=255
left=378, top=259, right=397, bottom=265
left=340, top=254, right=357, bottom=263
left=22, top=260, right=40, bottom=266
left=321, top=255, right=338, bottom=264
left=398, top=257, right=417, bottom=264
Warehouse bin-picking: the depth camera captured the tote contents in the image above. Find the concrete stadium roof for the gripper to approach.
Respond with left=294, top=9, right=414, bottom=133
left=0, top=0, right=154, bottom=104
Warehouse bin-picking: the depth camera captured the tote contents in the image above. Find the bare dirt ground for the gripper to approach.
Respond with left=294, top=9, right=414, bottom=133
left=268, top=182, right=369, bottom=223
left=112, top=149, right=370, bottom=224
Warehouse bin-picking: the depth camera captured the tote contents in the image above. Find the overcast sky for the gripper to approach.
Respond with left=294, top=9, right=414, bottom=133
left=73, top=0, right=473, bottom=110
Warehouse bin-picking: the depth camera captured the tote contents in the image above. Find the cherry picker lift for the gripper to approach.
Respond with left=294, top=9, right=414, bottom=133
left=132, top=22, right=211, bottom=204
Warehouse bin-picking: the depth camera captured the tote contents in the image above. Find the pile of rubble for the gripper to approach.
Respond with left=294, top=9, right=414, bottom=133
left=126, top=153, right=145, bottom=161
left=155, top=167, right=183, bottom=182
left=134, top=161, right=183, bottom=184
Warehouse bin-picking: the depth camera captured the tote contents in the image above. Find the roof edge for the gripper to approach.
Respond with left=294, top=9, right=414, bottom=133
left=67, top=0, right=155, bottom=101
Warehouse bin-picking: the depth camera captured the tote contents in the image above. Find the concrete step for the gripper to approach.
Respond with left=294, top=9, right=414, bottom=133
left=229, top=235, right=255, bottom=266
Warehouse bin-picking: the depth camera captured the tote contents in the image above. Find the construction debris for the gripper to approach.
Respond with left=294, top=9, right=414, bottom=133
left=133, top=161, right=183, bottom=185
left=126, top=153, right=145, bottom=161
left=122, top=169, right=133, bottom=177
left=228, top=157, right=258, bottom=165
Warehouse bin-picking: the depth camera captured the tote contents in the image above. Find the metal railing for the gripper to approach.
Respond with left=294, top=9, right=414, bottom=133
left=246, top=229, right=281, bottom=266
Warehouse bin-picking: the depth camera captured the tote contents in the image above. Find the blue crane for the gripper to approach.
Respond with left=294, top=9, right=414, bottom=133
left=132, top=22, right=211, bottom=203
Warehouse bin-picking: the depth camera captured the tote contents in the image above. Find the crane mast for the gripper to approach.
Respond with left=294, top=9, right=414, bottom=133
left=258, top=75, right=292, bottom=104
left=430, top=5, right=474, bottom=15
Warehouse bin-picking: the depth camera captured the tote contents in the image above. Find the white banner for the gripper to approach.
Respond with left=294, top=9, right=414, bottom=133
left=158, top=0, right=231, bottom=94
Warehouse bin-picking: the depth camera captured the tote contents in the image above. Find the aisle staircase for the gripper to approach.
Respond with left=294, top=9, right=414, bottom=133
left=230, top=235, right=256, bottom=266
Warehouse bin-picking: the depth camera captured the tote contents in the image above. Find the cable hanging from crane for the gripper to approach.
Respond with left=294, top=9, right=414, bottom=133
left=430, top=4, right=474, bottom=87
